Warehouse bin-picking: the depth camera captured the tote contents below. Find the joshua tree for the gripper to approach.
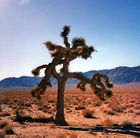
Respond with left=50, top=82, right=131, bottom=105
left=31, top=26, right=113, bottom=125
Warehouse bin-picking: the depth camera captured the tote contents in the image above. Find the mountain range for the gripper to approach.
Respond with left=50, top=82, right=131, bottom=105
left=0, top=66, right=140, bottom=88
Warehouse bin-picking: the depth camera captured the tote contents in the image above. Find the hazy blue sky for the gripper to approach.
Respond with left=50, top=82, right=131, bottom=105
left=0, top=0, right=140, bottom=80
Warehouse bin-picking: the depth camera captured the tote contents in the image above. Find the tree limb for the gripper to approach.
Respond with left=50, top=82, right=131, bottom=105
left=68, top=73, right=90, bottom=83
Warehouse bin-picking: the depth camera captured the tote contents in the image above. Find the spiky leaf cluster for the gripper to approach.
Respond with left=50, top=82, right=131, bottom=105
left=72, top=37, right=85, bottom=49
left=31, top=89, right=41, bottom=99
left=106, top=90, right=113, bottom=97
left=77, top=81, right=86, bottom=91
left=89, top=73, right=113, bottom=101
left=32, top=69, right=40, bottom=76
left=31, top=88, right=44, bottom=99
left=105, top=81, right=113, bottom=88
left=60, top=26, right=70, bottom=37
left=44, top=41, right=56, bottom=51
left=94, top=89, right=106, bottom=101
left=63, top=48, right=72, bottom=58
left=79, top=46, right=92, bottom=59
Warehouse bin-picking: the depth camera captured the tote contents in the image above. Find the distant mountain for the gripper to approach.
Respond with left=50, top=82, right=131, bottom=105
left=0, top=66, right=140, bottom=88
left=84, top=66, right=140, bottom=83
left=0, top=76, right=42, bottom=88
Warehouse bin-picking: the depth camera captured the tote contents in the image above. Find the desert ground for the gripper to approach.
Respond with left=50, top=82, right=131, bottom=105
left=0, top=84, right=140, bottom=138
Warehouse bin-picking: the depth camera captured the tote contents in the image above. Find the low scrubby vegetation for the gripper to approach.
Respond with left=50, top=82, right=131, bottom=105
left=0, top=89, right=139, bottom=137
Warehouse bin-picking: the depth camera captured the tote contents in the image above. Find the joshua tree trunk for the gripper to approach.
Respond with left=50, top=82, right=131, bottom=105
left=55, top=79, right=67, bottom=125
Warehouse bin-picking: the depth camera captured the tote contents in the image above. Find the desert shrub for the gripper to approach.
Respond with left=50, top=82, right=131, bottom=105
left=130, top=99, right=135, bottom=103
left=109, top=102, right=123, bottom=113
left=109, top=95, right=125, bottom=112
left=135, top=101, right=140, bottom=105
left=102, top=118, right=113, bottom=127
left=75, top=105, right=85, bottom=110
left=0, top=130, right=5, bottom=138
left=93, top=101, right=102, bottom=106
left=82, top=109, right=93, bottom=118
left=135, top=111, right=140, bottom=115
left=122, top=121, right=134, bottom=130
left=121, top=104, right=128, bottom=110
left=48, top=99, right=55, bottom=103
left=4, top=125, right=14, bottom=134
left=0, top=112, right=10, bottom=117
left=14, top=108, right=21, bottom=119
left=66, top=109, right=72, bottom=113
left=128, top=109, right=134, bottom=113
left=0, top=120, right=8, bottom=129
left=69, top=132, right=78, bottom=138
left=56, top=133, right=67, bottom=138
left=0, top=120, right=14, bottom=135
left=134, top=105, right=140, bottom=110
left=103, top=109, right=115, bottom=115
left=14, top=108, right=26, bottom=118
left=127, top=104, right=134, bottom=108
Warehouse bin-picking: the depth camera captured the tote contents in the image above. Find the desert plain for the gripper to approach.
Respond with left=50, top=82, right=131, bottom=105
left=0, top=83, right=140, bottom=138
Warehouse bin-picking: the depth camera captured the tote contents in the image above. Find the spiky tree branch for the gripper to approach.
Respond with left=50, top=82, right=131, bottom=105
left=32, top=26, right=113, bottom=100
left=68, top=72, right=113, bottom=100
left=60, top=25, right=70, bottom=47
left=32, top=64, right=48, bottom=76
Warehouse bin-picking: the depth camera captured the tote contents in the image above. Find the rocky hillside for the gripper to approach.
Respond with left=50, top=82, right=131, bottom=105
left=0, top=66, right=140, bottom=88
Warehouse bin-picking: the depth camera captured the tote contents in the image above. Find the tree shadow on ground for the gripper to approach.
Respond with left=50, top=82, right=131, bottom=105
left=13, top=115, right=68, bottom=126
left=64, top=124, right=140, bottom=137
left=13, top=116, right=54, bottom=124
left=84, top=116, right=98, bottom=119
left=13, top=117, right=140, bottom=137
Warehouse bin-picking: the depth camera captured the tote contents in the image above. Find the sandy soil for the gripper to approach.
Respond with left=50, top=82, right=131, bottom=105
left=0, top=87, right=140, bottom=138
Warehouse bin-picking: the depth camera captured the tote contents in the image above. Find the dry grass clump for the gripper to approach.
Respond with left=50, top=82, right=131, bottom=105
left=56, top=132, right=67, bottom=138
left=102, top=118, right=113, bottom=127
left=0, top=120, right=14, bottom=135
left=120, top=104, right=128, bottom=110
left=0, top=129, right=5, bottom=138
left=109, top=95, right=126, bottom=112
left=93, top=101, right=102, bottom=106
left=135, top=101, right=140, bottom=105
left=128, top=109, right=134, bottom=113
left=48, top=99, right=55, bottom=103
left=69, top=132, right=78, bottom=138
left=135, top=111, right=140, bottom=115
left=130, top=99, right=135, bottom=103
left=75, top=104, right=85, bottom=110
left=103, top=109, right=115, bottom=115
left=109, top=101, right=123, bottom=113
left=4, top=125, right=14, bottom=134
left=82, top=109, right=93, bottom=118
left=0, top=112, right=10, bottom=117
left=134, top=105, right=140, bottom=110
left=127, top=104, right=134, bottom=108
left=0, top=120, right=8, bottom=129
